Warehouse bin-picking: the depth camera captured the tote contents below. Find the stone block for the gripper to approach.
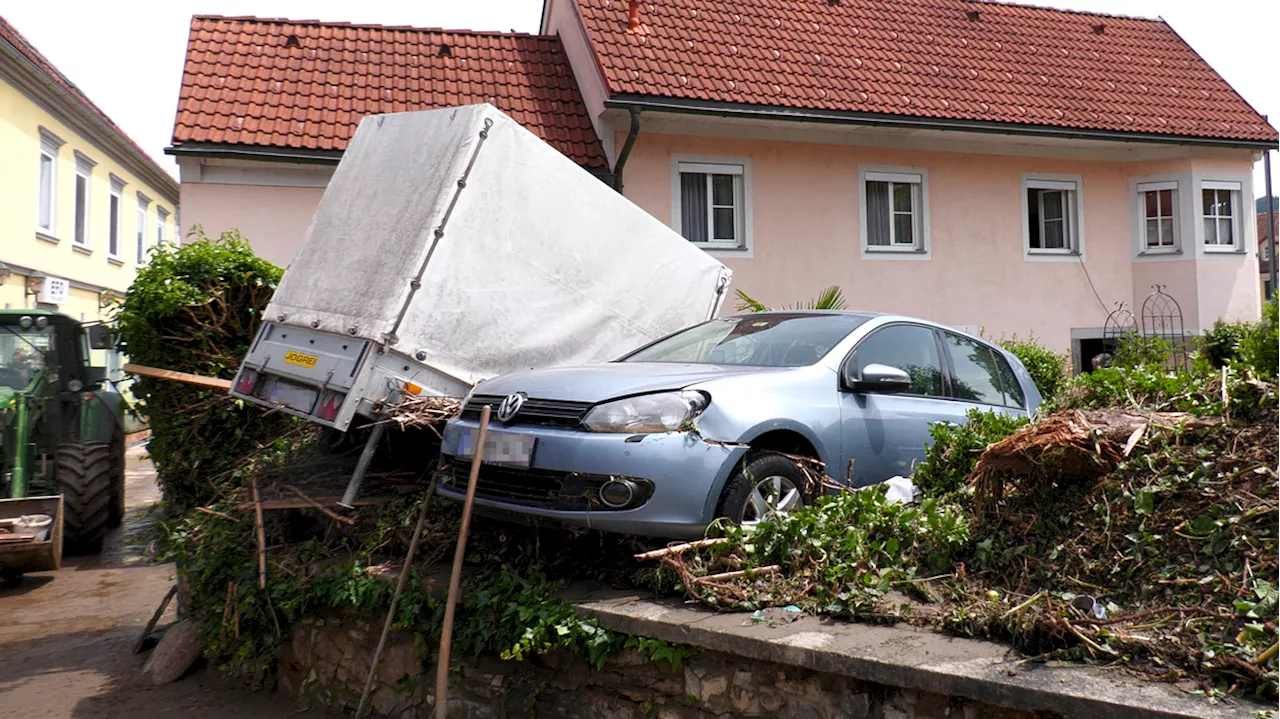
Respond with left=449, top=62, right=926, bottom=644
left=139, top=619, right=203, bottom=686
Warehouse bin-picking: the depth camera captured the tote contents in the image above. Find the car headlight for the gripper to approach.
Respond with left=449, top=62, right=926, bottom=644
left=583, top=391, right=708, bottom=433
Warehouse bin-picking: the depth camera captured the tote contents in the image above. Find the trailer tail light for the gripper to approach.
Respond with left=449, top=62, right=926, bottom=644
left=316, top=391, right=345, bottom=422
left=234, top=368, right=260, bottom=395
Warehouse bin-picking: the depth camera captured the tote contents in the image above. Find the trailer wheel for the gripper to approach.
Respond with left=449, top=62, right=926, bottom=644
left=107, top=430, right=126, bottom=528
left=56, top=443, right=113, bottom=556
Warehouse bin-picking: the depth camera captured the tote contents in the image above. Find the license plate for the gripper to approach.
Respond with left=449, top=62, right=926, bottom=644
left=284, top=351, right=318, bottom=368
left=458, top=429, right=535, bottom=468
left=261, top=378, right=318, bottom=414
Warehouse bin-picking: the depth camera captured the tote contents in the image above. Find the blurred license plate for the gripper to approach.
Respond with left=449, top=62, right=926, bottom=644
left=458, top=429, right=535, bottom=468
left=260, top=378, right=318, bottom=414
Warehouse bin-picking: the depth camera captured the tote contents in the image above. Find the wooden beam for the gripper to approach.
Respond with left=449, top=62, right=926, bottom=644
left=124, top=363, right=232, bottom=390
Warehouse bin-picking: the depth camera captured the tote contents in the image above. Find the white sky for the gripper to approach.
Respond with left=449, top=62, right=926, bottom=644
left=4, top=0, right=1275, bottom=196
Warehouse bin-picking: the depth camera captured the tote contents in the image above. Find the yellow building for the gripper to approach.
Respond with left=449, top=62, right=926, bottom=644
left=0, top=14, right=178, bottom=384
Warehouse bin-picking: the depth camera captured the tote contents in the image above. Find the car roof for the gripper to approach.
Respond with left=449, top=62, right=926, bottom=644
left=723, top=310, right=996, bottom=345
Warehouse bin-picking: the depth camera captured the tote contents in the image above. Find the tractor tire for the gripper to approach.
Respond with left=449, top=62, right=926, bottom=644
left=56, top=442, right=113, bottom=556
left=107, top=430, right=127, bottom=529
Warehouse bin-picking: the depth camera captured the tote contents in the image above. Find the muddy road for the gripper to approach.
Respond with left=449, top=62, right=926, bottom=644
left=0, top=443, right=338, bottom=718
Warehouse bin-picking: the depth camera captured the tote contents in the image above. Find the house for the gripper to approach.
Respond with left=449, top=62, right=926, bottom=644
left=168, top=16, right=608, bottom=268
left=1259, top=208, right=1280, bottom=298
left=169, top=2, right=1277, bottom=362
left=1, top=13, right=179, bottom=369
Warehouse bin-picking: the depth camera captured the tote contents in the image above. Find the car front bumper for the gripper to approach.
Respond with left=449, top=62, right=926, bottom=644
left=436, top=418, right=745, bottom=539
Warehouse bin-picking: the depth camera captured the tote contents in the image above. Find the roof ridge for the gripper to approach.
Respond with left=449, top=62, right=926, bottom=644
left=0, top=14, right=176, bottom=186
left=191, top=15, right=558, bottom=40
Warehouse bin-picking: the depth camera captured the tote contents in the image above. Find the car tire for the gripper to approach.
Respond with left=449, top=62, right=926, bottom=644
left=715, top=452, right=812, bottom=526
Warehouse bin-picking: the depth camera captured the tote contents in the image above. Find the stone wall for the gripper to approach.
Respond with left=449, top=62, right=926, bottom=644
left=278, top=610, right=1048, bottom=719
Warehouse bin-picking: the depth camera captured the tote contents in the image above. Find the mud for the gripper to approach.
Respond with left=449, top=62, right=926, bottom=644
left=0, top=443, right=339, bottom=718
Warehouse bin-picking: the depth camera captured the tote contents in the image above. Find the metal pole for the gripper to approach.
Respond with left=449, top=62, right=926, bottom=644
left=338, top=422, right=387, bottom=510
left=1266, top=149, right=1277, bottom=301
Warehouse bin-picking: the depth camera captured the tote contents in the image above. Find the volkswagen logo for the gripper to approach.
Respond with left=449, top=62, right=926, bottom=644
left=496, top=392, right=527, bottom=423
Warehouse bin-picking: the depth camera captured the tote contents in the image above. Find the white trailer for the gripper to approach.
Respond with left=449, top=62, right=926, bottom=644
left=229, top=104, right=732, bottom=501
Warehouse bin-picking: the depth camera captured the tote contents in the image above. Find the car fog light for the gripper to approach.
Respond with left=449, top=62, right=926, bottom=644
left=599, top=478, right=638, bottom=508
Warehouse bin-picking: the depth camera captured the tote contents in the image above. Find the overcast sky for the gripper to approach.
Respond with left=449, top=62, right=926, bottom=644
left=4, top=0, right=1275, bottom=195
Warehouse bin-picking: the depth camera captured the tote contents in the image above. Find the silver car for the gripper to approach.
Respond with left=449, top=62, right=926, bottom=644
left=437, top=312, right=1041, bottom=539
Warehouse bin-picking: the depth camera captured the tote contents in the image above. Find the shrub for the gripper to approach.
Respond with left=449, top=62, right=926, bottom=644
left=1238, top=294, right=1279, bottom=381
left=1200, top=320, right=1248, bottom=368
left=998, top=335, right=1067, bottom=402
left=114, top=228, right=293, bottom=511
left=912, top=409, right=1029, bottom=500
left=1112, top=333, right=1173, bottom=369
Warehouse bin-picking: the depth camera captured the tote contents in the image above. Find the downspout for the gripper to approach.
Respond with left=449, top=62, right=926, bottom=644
left=611, top=107, right=642, bottom=193
left=1266, top=147, right=1277, bottom=300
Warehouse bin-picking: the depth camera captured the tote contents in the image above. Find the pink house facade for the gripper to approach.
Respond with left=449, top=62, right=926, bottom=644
left=170, top=3, right=1277, bottom=366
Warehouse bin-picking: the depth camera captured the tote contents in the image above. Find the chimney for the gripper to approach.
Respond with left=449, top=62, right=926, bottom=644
left=626, top=0, right=648, bottom=35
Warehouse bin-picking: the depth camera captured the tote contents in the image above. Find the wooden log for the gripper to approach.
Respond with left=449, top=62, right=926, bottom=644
left=124, top=363, right=232, bottom=390
left=634, top=537, right=729, bottom=561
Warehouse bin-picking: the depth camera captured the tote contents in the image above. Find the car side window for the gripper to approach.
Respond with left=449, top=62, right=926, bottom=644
left=943, top=332, right=1010, bottom=407
left=993, top=352, right=1027, bottom=409
left=851, top=324, right=945, bottom=396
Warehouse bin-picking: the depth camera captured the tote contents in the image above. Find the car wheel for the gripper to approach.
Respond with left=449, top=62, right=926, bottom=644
left=715, top=453, right=810, bottom=527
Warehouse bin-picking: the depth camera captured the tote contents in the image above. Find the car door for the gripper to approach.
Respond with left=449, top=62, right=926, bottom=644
left=937, top=331, right=1030, bottom=419
left=836, top=323, right=971, bottom=487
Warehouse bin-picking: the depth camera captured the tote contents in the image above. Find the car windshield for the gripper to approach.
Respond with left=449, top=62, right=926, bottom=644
left=621, top=314, right=868, bottom=367
left=0, top=325, right=55, bottom=389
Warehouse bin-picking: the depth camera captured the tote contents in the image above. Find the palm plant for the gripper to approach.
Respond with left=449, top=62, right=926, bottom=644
left=734, top=285, right=848, bottom=313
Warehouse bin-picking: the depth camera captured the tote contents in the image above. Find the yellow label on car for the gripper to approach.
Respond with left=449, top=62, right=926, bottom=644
left=284, top=351, right=318, bottom=368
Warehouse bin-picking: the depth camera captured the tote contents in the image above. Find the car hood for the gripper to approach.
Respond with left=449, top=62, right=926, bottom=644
left=472, top=363, right=789, bottom=403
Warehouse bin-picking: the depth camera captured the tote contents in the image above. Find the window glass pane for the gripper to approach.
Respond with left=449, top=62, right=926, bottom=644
left=1145, top=219, right=1159, bottom=247
left=1026, top=189, right=1041, bottom=248
left=1158, top=189, right=1173, bottom=216
left=679, top=172, right=708, bottom=243
left=1204, top=217, right=1216, bottom=244
left=38, top=155, right=53, bottom=228
left=1144, top=190, right=1157, bottom=218
left=712, top=207, right=736, bottom=240
left=1218, top=218, right=1233, bottom=245
left=1041, top=190, right=1064, bottom=220
left=1043, top=219, right=1065, bottom=249
left=74, top=175, right=87, bottom=243
left=892, top=182, right=913, bottom=213
left=1159, top=218, right=1174, bottom=245
left=137, top=207, right=146, bottom=263
left=893, top=213, right=914, bottom=245
left=711, top=174, right=735, bottom=206
left=866, top=181, right=890, bottom=246
left=993, top=352, right=1026, bottom=409
left=944, top=333, right=1003, bottom=405
left=853, top=324, right=944, bottom=397
left=625, top=314, right=868, bottom=367
left=109, top=195, right=119, bottom=255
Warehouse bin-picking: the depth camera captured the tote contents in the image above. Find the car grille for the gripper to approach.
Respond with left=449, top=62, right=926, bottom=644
left=440, top=458, right=648, bottom=511
left=459, top=394, right=592, bottom=429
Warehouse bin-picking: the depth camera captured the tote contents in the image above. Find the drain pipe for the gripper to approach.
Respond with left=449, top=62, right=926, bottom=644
left=612, top=107, right=642, bottom=193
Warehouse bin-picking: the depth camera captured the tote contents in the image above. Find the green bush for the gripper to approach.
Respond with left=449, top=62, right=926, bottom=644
left=1113, top=333, right=1173, bottom=369
left=115, top=228, right=292, bottom=511
left=1238, top=294, right=1279, bottom=380
left=912, top=409, right=1029, bottom=500
left=998, top=336, right=1067, bottom=402
left=1201, top=320, right=1249, bottom=368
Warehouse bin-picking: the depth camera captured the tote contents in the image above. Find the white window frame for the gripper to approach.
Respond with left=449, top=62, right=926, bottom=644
left=670, top=155, right=754, bottom=256
left=136, top=192, right=151, bottom=264
left=157, top=207, right=169, bottom=246
left=37, top=127, right=64, bottom=237
left=1200, top=180, right=1242, bottom=253
left=107, top=176, right=126, bottom=262
left=1136, top=181, right=1179, bottom=253
left=72, top=152, right=96, bottom=250
left=859, top=166, right=930, bottom=259
left=1022, top=174, right=1084, bottom=260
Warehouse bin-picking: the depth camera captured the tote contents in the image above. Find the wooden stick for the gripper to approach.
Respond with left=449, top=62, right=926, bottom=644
left=250, top=475, right=267, bottom=590
left=195, top=506, right=240, bottom=523
left=693, top=565, right=781, bottom=584
left=1253, top=641, right=1278, bottom=666
left=435, top=405, right=492, bottom=719
left=132, top=584, right=178, bottom=654
left=633, top=537, right=728, bottom=561
left=124, top=363, right=233, bottom=390
left=283, top=484, right=357, bottom=525
left=354, top=480, right=437, bottom=719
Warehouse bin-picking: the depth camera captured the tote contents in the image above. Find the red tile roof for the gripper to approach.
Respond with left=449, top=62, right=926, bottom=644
left=576, top=0, right=1277, bottom=144
left=0, top=15, right=176, bottom=185
left=172, top=16, right=608, bottom=168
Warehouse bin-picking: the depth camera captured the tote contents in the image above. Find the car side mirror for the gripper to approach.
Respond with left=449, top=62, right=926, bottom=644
left=849, top=363, right=912, bottom=393
left=87, top=324, right=114, bottom=350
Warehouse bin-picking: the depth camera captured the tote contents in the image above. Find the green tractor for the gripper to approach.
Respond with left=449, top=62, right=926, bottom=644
left=0, top=309, right=126, bottom=579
